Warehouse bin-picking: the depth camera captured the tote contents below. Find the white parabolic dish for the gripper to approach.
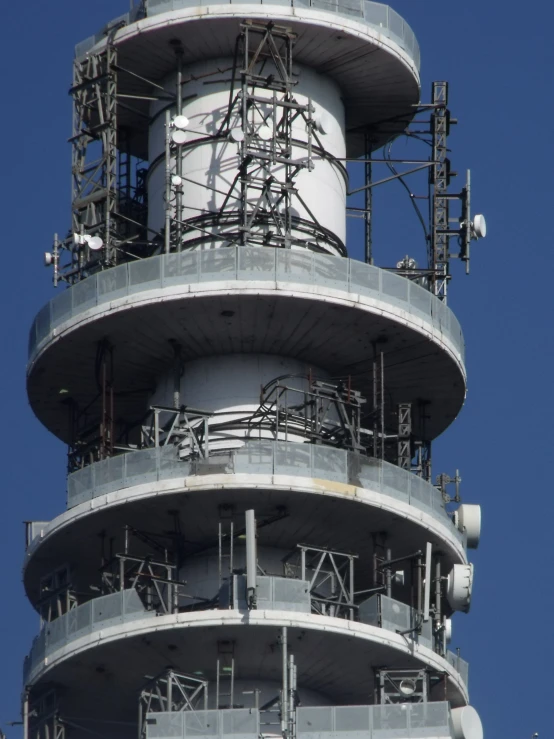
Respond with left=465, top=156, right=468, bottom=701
left=451, top=706, right=484, bottom=739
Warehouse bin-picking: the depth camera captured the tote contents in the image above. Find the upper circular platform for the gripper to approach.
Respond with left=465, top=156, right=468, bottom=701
left=28, top=249, right=466, bottom=443
left=76, top=0, right=420, bottom=155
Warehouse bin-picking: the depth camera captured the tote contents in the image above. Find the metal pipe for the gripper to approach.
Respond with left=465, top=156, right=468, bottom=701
left=22, top=690, right=29, bottom=739
left=423, top=542, right=432, bottom=622
left=245, top=509, right=257, bottom=609
left=164, top=109, right=171, bottom=253
left=281, top=627, right=288, bottom=737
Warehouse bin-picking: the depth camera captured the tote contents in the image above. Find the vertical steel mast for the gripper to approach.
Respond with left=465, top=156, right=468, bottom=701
left=25, top=4, right=486, bottom=739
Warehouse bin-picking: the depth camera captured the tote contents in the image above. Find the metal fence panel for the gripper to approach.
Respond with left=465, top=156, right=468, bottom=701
left=92, top=592, right=124, bottom=628
left=147, top=712, right=184, bottom=739
left=297, top=706, right=334, bottom=734
left=184, top=710, right=220, bottom=737
left=273, top=578, right=311, bottom=612
left=335, top=705, right=372, bottom=732
left=221, top=709, right=258, bottom=735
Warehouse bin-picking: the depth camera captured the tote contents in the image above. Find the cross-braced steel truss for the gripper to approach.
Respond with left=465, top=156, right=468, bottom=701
left=139, top=670, right=209, bottom=739
left=27, top=691, right=65, bottom=739
left=284, top=544, right=358, bottom=620
left=173, top=20, right=343, bottom=254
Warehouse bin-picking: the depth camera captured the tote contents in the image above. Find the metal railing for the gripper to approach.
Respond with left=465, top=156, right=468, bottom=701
left=296, top=702, right=453, bottom=739
left=23, top=589, right=156, bottom=684
left=57, top=442, right=463, bottom=539
left=75, top=2, right=420, bottom=71
left=29, top=249, right=464, bottom=365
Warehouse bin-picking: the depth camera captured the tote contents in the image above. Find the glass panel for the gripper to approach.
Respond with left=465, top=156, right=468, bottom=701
left=97, top=263, right=128, bottom=301
left=276, top=250, right=313, bottom=283
left=388, top=8, right=404, bottom=41
left=382, top=271, right=409, bottom=305
left=349, top=260, right=380, bottom=296
left=312, top=446, right=348, bottom=482
left=46, top=615, right=67, bottom=647
left=72, top=274, right=98, bottom=313
left=35, top=303, right=52, bottom=345
left=409, top=702, right=450, bottom=734
left=67, top=466, right=93, bottom=507
left=129, top=257, right=161, bottom=289
left=410, top=474, right=433, bottom=514
left=159, top=446, right=186, bottom=478
left=274, top=442, right=311, bottom=477
left=237, top=247, right=276, bottom=280
left=380, top=595, right=411, bottom=632
left=409, top=281, right=431, bottom=318
left=358, top=457, right=381, bottom=489
left=363, top=1, right=388, bottom=28
left=358, top=594, right=380, bottom=626
left=199, top=249, right=236, bottom=279
left=51, top=288, right=73, bottom=326
left=124, top=448, right=160, bottom=487
left=381, top=462, right=409, bottom=502
left=313, top=254, right=348, bottom=289
left=234, top=440, right=274, bottom=474
left=76, top=600, right=93, bottom=635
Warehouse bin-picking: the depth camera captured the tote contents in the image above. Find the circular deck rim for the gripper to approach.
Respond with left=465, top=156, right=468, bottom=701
left=27, top=251, right=466, bottom=443
left=25, top=608, right=469, bottom=705
left=23, top=466, right=468, bottom=604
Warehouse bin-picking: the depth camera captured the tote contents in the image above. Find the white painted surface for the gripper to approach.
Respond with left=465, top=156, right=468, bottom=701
left=151, top=354, right=331, bottom=449
left=450, top=706, right=483, bottom=739
left=148, top=59, right=346, bottom=253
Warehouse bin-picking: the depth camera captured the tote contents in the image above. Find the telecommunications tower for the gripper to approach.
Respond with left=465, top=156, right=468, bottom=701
left=24, top=3, right=486, bottom=739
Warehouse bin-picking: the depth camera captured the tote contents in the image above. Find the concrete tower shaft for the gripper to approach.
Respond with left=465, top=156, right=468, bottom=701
left=24, top=5, right=484, bottom=739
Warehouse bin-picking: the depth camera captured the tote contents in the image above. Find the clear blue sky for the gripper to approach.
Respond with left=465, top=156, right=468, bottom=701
left=1, top=2, right=552, bottom=738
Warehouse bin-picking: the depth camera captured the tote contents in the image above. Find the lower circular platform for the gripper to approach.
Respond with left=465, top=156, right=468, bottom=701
left=25, top=610, right=468, bottom=720
left=23, top=443, right=467, bottom=606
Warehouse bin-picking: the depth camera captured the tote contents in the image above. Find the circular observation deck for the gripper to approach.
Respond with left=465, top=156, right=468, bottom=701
left=23, top=442, right=467, bottom=607
left=77, top=0, right=420, bottom=156
left=24, top=608, right=469, bottom=722
left=28, top=250, right=466, bottom=443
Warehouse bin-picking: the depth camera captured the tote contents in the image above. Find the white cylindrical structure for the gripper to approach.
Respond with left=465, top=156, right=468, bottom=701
left=148, top=59, right=347, bottom=254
